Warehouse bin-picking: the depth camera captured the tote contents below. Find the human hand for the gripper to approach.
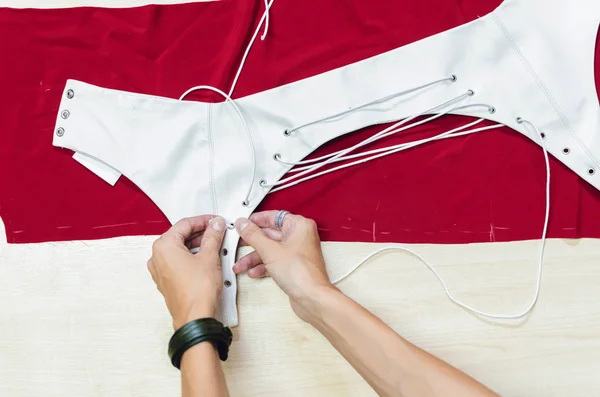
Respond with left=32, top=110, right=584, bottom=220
left=233, top=211, right=335, bottom=321
left=147, top=215, right=226, bottom=330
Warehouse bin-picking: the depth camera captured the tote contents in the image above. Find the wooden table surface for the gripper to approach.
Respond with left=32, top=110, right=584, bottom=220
left=1, top=1, right=599, bottom=395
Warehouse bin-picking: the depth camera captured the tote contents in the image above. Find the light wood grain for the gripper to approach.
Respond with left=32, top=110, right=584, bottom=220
left=1, top=215, right=600, bottom=396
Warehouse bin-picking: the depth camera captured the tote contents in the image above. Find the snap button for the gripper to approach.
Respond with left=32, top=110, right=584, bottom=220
left=66, top=89, right=74, bottom=99
left=56, top=127, right=65, bottom=137
left=224, top=280, right=232, bottom=288
left=61, top=110, right=70, bottom=119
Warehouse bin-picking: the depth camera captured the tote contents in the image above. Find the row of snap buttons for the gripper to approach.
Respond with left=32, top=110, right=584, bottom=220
left=56, top=89, right=74, bottom=137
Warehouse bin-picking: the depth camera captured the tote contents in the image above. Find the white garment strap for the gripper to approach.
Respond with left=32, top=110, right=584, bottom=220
left=284, top=76, right=456, bottom=136
left=332, top=117, right=549, bottom=320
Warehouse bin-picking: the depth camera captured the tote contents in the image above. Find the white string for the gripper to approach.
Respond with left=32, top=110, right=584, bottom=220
left=287, top=121, right=502, bottom=174
left=260, top=0, right=271, bottom=41
left=284, top=76, right=456, bottom=136
left=179, top=86, right=256, bottom=205
left=179, top=0, right=275, bottom=205
left=270, top=121, right=503, bottom=192
left=263, top=91, right=476, bottom=188
left=229, top=0, right=276, bottom=97
left=331, top=117, right=550, bottom=320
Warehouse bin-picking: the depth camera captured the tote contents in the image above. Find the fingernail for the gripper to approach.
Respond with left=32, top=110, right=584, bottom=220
left=210, top=216, right=225, bottom=232
left=236, top=218, right=249, bottom=232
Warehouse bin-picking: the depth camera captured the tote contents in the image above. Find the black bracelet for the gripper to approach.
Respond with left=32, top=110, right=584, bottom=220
left=168, top=318, right=233, bottom=369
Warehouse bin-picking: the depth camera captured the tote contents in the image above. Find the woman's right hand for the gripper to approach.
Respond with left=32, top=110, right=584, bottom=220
left=233, top=211, right=335, bottom=321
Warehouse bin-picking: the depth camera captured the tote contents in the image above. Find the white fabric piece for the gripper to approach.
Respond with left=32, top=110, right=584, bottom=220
left=73, top=152, right=121, bottom=186
left=53, top=0, right=600, bottom=326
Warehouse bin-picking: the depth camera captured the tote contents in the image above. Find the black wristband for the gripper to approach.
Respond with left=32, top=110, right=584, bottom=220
left=168, top=318, right=233, bottom=369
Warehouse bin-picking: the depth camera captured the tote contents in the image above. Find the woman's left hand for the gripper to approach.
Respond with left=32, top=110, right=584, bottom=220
left=147, top=215, right=226, bottom=330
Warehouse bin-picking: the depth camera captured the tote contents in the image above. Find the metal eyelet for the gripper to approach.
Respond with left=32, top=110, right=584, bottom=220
left=283, top=129, right=291, bottom=137
left=259, top=179, right=267, bottom=187
left=66, top=89, right=74, bottom=99
left=588, top=168, right=596, bottom=176
left=61, top=110, right=70, bottom=119
left=224, top=280, right=232, bottom=288
left=540, top=132, right=546, bottom=139
left=273, top=153, right=281, bottom=161
left=227, top=222, right=235, bottom=230
left=516, top=117, right=523, bottom=124
left=56, top=127, right=65, bottom=137
left=562, top=148, right=570, bottom=155
left=467, top=89, right=474, bottom=96
left=221, top=248, right=228, bottom=256
left=242, top=200, right=250, bottom=207
left=449, top=74, right=457, bottom=82
left=488, top=106, right=496, bottom=114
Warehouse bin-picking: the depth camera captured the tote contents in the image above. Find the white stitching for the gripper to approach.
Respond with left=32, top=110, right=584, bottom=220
left=491, top=14, right=600, bottom=168
left=207, top=104, right=218, bottom=214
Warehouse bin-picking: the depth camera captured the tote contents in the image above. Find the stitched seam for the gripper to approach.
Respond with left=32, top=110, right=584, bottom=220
left=207, top=104, right=218, bottom=214
left=491, top=14, right=600, bottom=168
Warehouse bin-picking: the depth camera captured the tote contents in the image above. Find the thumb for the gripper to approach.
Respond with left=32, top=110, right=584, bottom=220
left=200, top=216, right=226, bottom=253
left=236, top=217, right=278, bottom=255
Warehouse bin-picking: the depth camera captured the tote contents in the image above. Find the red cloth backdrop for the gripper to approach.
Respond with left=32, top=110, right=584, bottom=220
left=0, top=0, right=599, bottom=244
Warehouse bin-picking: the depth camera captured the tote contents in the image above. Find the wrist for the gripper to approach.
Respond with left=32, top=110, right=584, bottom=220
left=292, top=283, right=341, bottom=325
left=174, top=305, right=217, bottom=330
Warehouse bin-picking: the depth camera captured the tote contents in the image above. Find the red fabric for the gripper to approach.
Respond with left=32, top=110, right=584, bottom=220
left=0, top=0, right=599, bottom=244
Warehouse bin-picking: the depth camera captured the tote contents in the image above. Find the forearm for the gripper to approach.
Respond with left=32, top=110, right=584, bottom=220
left=301, top=286, right=498, bottom=397
left=181, top=342, right=229, bottom=397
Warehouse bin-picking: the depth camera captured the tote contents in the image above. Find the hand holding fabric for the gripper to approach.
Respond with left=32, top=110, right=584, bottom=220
left=148, top=215, right=226, bottom=330
left=233, top=211, right=335, bottom=322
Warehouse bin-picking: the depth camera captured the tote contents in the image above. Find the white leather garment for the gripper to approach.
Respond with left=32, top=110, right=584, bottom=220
left=53, top=0, right=600, bottom=326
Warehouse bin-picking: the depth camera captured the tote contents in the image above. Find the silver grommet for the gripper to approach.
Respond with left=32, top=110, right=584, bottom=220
left=222, top=248, right=228, bottom=256
left=540, top=132, right=546, bottom=139
left=56, top=127, right=65, bottom=137
left=488, top=106, right=496, bottom=114
left=588, top=168, right=595, bottom=176
left=224, top=280, right=232, bottom=288
left=61, top=110, right=70, bottom=119
left=273, top=153, right=281, bottom=160
left=242, top=200, right=250, bottom=207
left=562, top=148, right=570, bottom=155
left=449, top=74, right=457, bottom=82
left=259, top=179, right=267, bottom=186
left=227, top=222, right=235, bottom=230
left=516, top=117, right=523, bottom=124
left=66, top=89, right=74, bottom=99
left=283, top=129, right=291, bottom=137
left=467, top=89, right=474, bottom=96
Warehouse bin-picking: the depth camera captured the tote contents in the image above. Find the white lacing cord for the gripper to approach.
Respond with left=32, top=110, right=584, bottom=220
left=179, top=0, right=275, bottom=205
left=286, top=118, right=486, bottom=172
left=274, top=91, right=479, bottom=167
left=263, top=91, right=480, bottom=188
left=286, top=120, right=503, bottom=174
left=331, top=117, right=550, bottom=320
left=229, top=0, right=275, bottom=96
left=179, top=86, right=256, bottom=205
left=284, top=75, right=457, bottom=136
left=270, top=120, right=502, bottom=192
left=261, top=0, right=271, bottom=41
